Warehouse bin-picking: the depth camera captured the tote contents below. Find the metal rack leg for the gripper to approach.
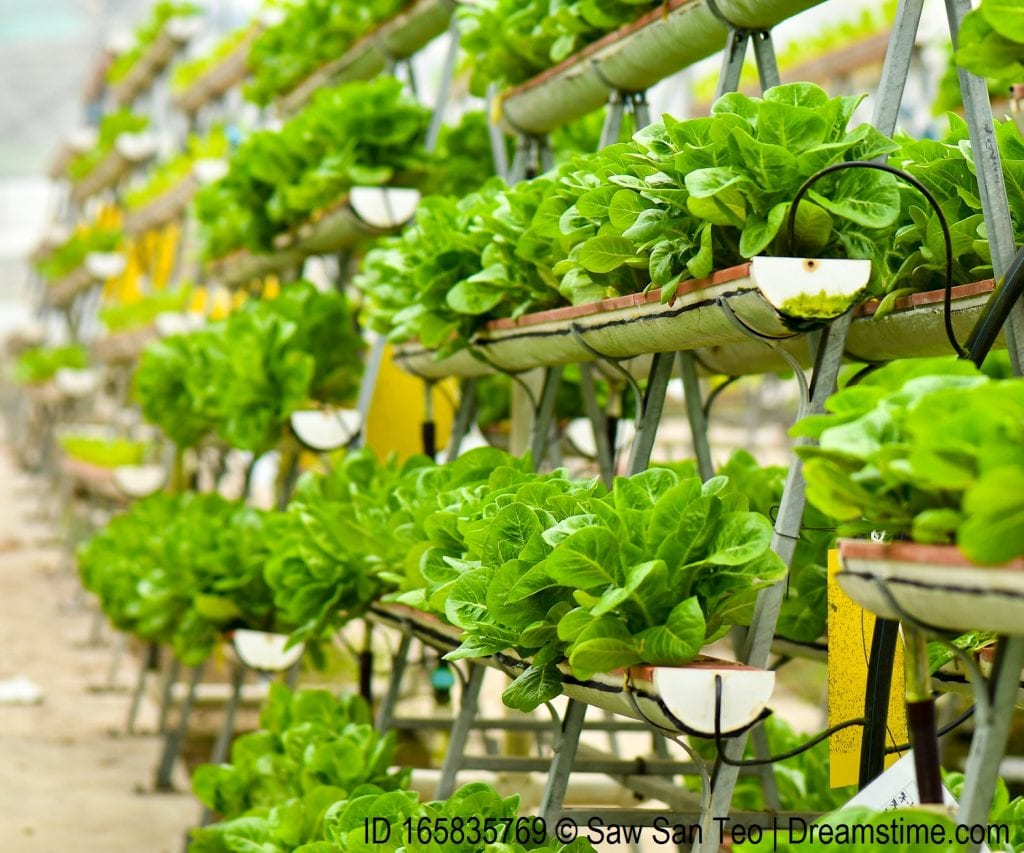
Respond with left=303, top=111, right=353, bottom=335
left=436, top=664, right=486, bottom=799
left=957, top=636, right=1024, bottom=846
left=158, top=656, right=181, bottom=735
left=155, top=663, right=204, bottom=791
left=944, top=0, right=1024, bottom=371
left=579, top=364, right=615, bottom=485
left=106, top=632, right=125, bottom=689
left=749, top=723, right=781, bottom=811
left=539, top=700, right=588, bottom=826
left=626, top=351, right=674, bottom=475
left=529, top=367, right=563, bottom=468
left=127, top=642, right=160, bottom=734
left=447, top=378, right=479, bottom=460
left=699, top=312, right=853, bottom=852
left=210, top=663, right=245, bottom=766
left=678, top=352, right=713, bottom=481
left=376, top=632, right=413, bottom=734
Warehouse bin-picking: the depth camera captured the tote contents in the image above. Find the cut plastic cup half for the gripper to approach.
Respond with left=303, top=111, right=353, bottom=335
left=232, top=630, right=304, bottom=672
left=751, top=256, right=871, bottom=320
left=290, top=408, right=362, bottom=451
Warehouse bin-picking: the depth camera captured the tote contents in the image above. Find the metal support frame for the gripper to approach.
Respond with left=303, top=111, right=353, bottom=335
left=626, top=351, right=674, bottom=476
left=155, top=663, right=205, bottom=791
left=435, top=663, right=486, bottom=799
left=376, top=631, right=413, bottom=733
left=678, top=352, right=713, bottom=481
left=944, top=0, right=1024, bottom=372
left=700, top=311, right=853, bottom=852
left=127, top=642, right=160, bottom=734
left=446, top=378, right=479, bottom=461
left=578, top=363, right=616, bottom=486
left=529, top=367, right=563, bottom=467
left=538, top=700, right=588, bottom=826
left=957, top=636, right=1024, bottom=846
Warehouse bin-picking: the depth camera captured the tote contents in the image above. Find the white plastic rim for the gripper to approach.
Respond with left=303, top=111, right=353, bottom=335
left=290, top=408, right=362, bottom=451
left=54, top=368, right=100, bottom=398
left=68, top=126, right=98, bottom=153
left=751, top=256, right=871, bottom=310
left=154, top=311, right=193, bottom=337
left=751, top=256, right=871, bottom=315
left=435, top=424, right=492, bottom=463
left=193, top=158, right=229, bottom=185
left=84, top=251, right=126, bottom=280
left=114, top=131, right=158, bottom=163
left=167, top=15, right=202, bottom=43
left=564, top=418, right=636, bottom=459
left=653, top=664, right=775, bottom=736
left=232, top=630, right=304, bottom=672
left=113, top=464, right=166, bottom=497
left=350, top=187, right=421, bottom=229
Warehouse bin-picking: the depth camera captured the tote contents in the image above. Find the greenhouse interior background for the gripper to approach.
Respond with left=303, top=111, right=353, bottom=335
left=2, top=0, right=1024, bottom=850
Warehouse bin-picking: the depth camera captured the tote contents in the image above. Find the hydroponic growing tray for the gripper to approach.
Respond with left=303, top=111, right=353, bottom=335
left=393, top=264, right=995, bottom=379
left=497, top=0, right=826, bottom=136
left=172, top=24, right=262, bottom=114
left=110, top=15, right=202, bottom=108
left=838, top=540, right=1024, bottom=637
left=276, top=0, right=455, bottom=116
left=368, top=603, right=774, bottom=738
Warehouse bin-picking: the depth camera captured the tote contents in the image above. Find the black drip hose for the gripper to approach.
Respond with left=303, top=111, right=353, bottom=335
left=786, top=161, right=963, bottom=359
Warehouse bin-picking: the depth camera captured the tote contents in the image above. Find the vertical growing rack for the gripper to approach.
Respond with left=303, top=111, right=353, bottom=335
left=23, top=0, right=1024, bottom=850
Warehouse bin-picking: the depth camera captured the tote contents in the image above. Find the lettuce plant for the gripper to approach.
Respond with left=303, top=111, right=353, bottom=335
left=195, top=77, right=433, bottom=258
left=78, top=493, right=289, bottom=664
left=67, top=110, right=149, bottom=181
left=955, top=0, right=1024, bottom=83
left=106, top=1, right=200, bottom=85
left=134, top=282, right=364, bottom=453
left=458, top=0, right=661, bottom=95
left=192, top=684, right=407, bottom=824
left=795, top=357, right=1024, bottom=564
left=359, top=84, right=906, bottom=351
left=15, top=344, right=88, bottom=385
left=36, top=223, right=122, bottom=282
left=244, top=0, right=406, bottom=106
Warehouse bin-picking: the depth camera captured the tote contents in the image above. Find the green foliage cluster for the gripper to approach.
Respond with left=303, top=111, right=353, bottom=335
left=125, top=127, right=229, bottom=210
left=171, top=25, right=253, bottom=94
left=360, top=85, right=1024, bottom=353
left=106, top=1, right=200, bottom=84
left=796, top=357, right=1024, bottom=564
left=194, top=78, right=433, bottom=258
left=58, top=435, right=149, bottom=468
left=269, top=446, right=790, bottom=712
left=244, top=0, right=406, bottom=106
left=36, top=225, right=122, bottom=283
left=15, top=344, right=88, bottom=385
left=78, top=492, right=288, bottom=664
left=358, top=84, right=905, bottom=351
left=883, top=116, right=1024, bottom=315
left=458, top=0, right=660, bottom=95
left=955, top=0, right=1024, bottom=83
left=193, top=770, right=593, bottom=853
left=67, top=110, right=149, bottom=181
left=99, top=286, right=192, bottom=333
left=134, top=282, right=363, bottom=452
left=192, top=685, right=406, bottom=829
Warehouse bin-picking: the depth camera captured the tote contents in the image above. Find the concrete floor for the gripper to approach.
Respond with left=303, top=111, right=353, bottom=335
left=0, top=446, right=195, bottom=853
